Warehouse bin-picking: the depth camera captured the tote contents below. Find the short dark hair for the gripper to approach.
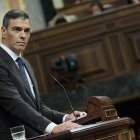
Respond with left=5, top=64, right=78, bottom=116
left=2, top=9, right=30, bottom=28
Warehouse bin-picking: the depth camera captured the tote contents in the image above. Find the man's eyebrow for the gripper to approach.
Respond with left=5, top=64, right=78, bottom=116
left=12, top=26, right=31, bottom=30
left=25, top=27, right=31, bottom=31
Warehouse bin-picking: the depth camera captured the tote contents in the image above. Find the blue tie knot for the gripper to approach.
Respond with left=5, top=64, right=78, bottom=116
left=16, top=57, right=24, bottom=66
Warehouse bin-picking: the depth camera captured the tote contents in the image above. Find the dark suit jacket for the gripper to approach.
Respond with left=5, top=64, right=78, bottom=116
left=0, top=47, right=65, bottom=140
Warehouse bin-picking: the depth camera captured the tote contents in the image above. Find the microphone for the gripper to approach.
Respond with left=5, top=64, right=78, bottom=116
left=49, top=74, right=78, bottom=123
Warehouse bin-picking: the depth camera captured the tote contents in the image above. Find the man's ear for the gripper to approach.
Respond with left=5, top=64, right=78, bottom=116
left=1, top=26, right=6, bottom=38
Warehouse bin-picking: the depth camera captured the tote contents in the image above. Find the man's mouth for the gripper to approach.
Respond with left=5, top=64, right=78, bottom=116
left=17, top=42, right=25, bottom=45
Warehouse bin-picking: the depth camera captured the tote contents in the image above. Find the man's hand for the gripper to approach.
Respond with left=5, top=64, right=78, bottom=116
left=65, top=111, right=87, bottom=122
left=51, top=111, right=87, bottom=134
left=52, top=121, right=82, bottom=134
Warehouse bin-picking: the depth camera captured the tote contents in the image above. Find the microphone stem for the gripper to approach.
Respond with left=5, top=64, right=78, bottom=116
left=49, top=74, right=78, bottom=123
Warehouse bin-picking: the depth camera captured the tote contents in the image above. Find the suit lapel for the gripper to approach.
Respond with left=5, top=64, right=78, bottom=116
left=24, top=61, right=40, bottom=110
left=0, top=47, right=38, bottom=107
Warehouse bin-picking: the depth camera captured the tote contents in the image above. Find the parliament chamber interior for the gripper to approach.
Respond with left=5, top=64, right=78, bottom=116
left=1, top=0, right=140, bottom=139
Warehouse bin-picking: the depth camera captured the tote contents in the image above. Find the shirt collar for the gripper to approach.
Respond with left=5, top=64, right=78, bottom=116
left=0, top=43, right=21, bottom=61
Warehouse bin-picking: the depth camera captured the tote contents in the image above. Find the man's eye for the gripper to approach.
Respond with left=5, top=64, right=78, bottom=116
left=14, top=28, right=21, bottom=31
left=24, top=29, right=31, bottom=33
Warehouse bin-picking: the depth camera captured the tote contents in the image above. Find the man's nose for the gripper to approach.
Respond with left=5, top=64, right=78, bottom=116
left=20, top=30, right=26, bottom=38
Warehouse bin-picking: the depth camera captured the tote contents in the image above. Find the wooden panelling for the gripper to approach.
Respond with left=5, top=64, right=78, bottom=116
left=24, top=4, right=140, bottom=95
left=107, top=33, right=128, bottom=73
left=57, top=0, right=128, bottom=17
left=125, top=30, right=140, bottom=69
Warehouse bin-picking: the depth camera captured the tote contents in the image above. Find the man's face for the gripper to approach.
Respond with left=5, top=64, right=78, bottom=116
left=1, top=18, right=31, bottom=55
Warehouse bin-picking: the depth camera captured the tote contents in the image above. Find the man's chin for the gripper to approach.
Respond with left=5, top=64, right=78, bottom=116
left=15, top=47, right=26, bottom=55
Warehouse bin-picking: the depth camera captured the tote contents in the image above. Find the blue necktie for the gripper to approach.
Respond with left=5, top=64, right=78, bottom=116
left=16, top=57, right=30, bottom=89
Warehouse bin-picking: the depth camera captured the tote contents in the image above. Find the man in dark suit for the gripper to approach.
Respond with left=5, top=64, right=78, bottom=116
left=0, top=9, right=87, bottom=140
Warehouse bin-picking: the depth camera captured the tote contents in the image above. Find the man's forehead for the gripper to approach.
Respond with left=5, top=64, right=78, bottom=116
left=9, top=18, right=31, bottom=27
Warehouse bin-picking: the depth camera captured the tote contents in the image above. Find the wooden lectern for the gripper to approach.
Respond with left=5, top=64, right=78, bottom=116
left=75, top=96, right=118, bottom=124
left=28, top=96, right=136, bottom=140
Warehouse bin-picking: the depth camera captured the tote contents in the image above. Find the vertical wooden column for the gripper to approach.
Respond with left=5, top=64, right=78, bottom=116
left=7, top=0, right=26, bottom=10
